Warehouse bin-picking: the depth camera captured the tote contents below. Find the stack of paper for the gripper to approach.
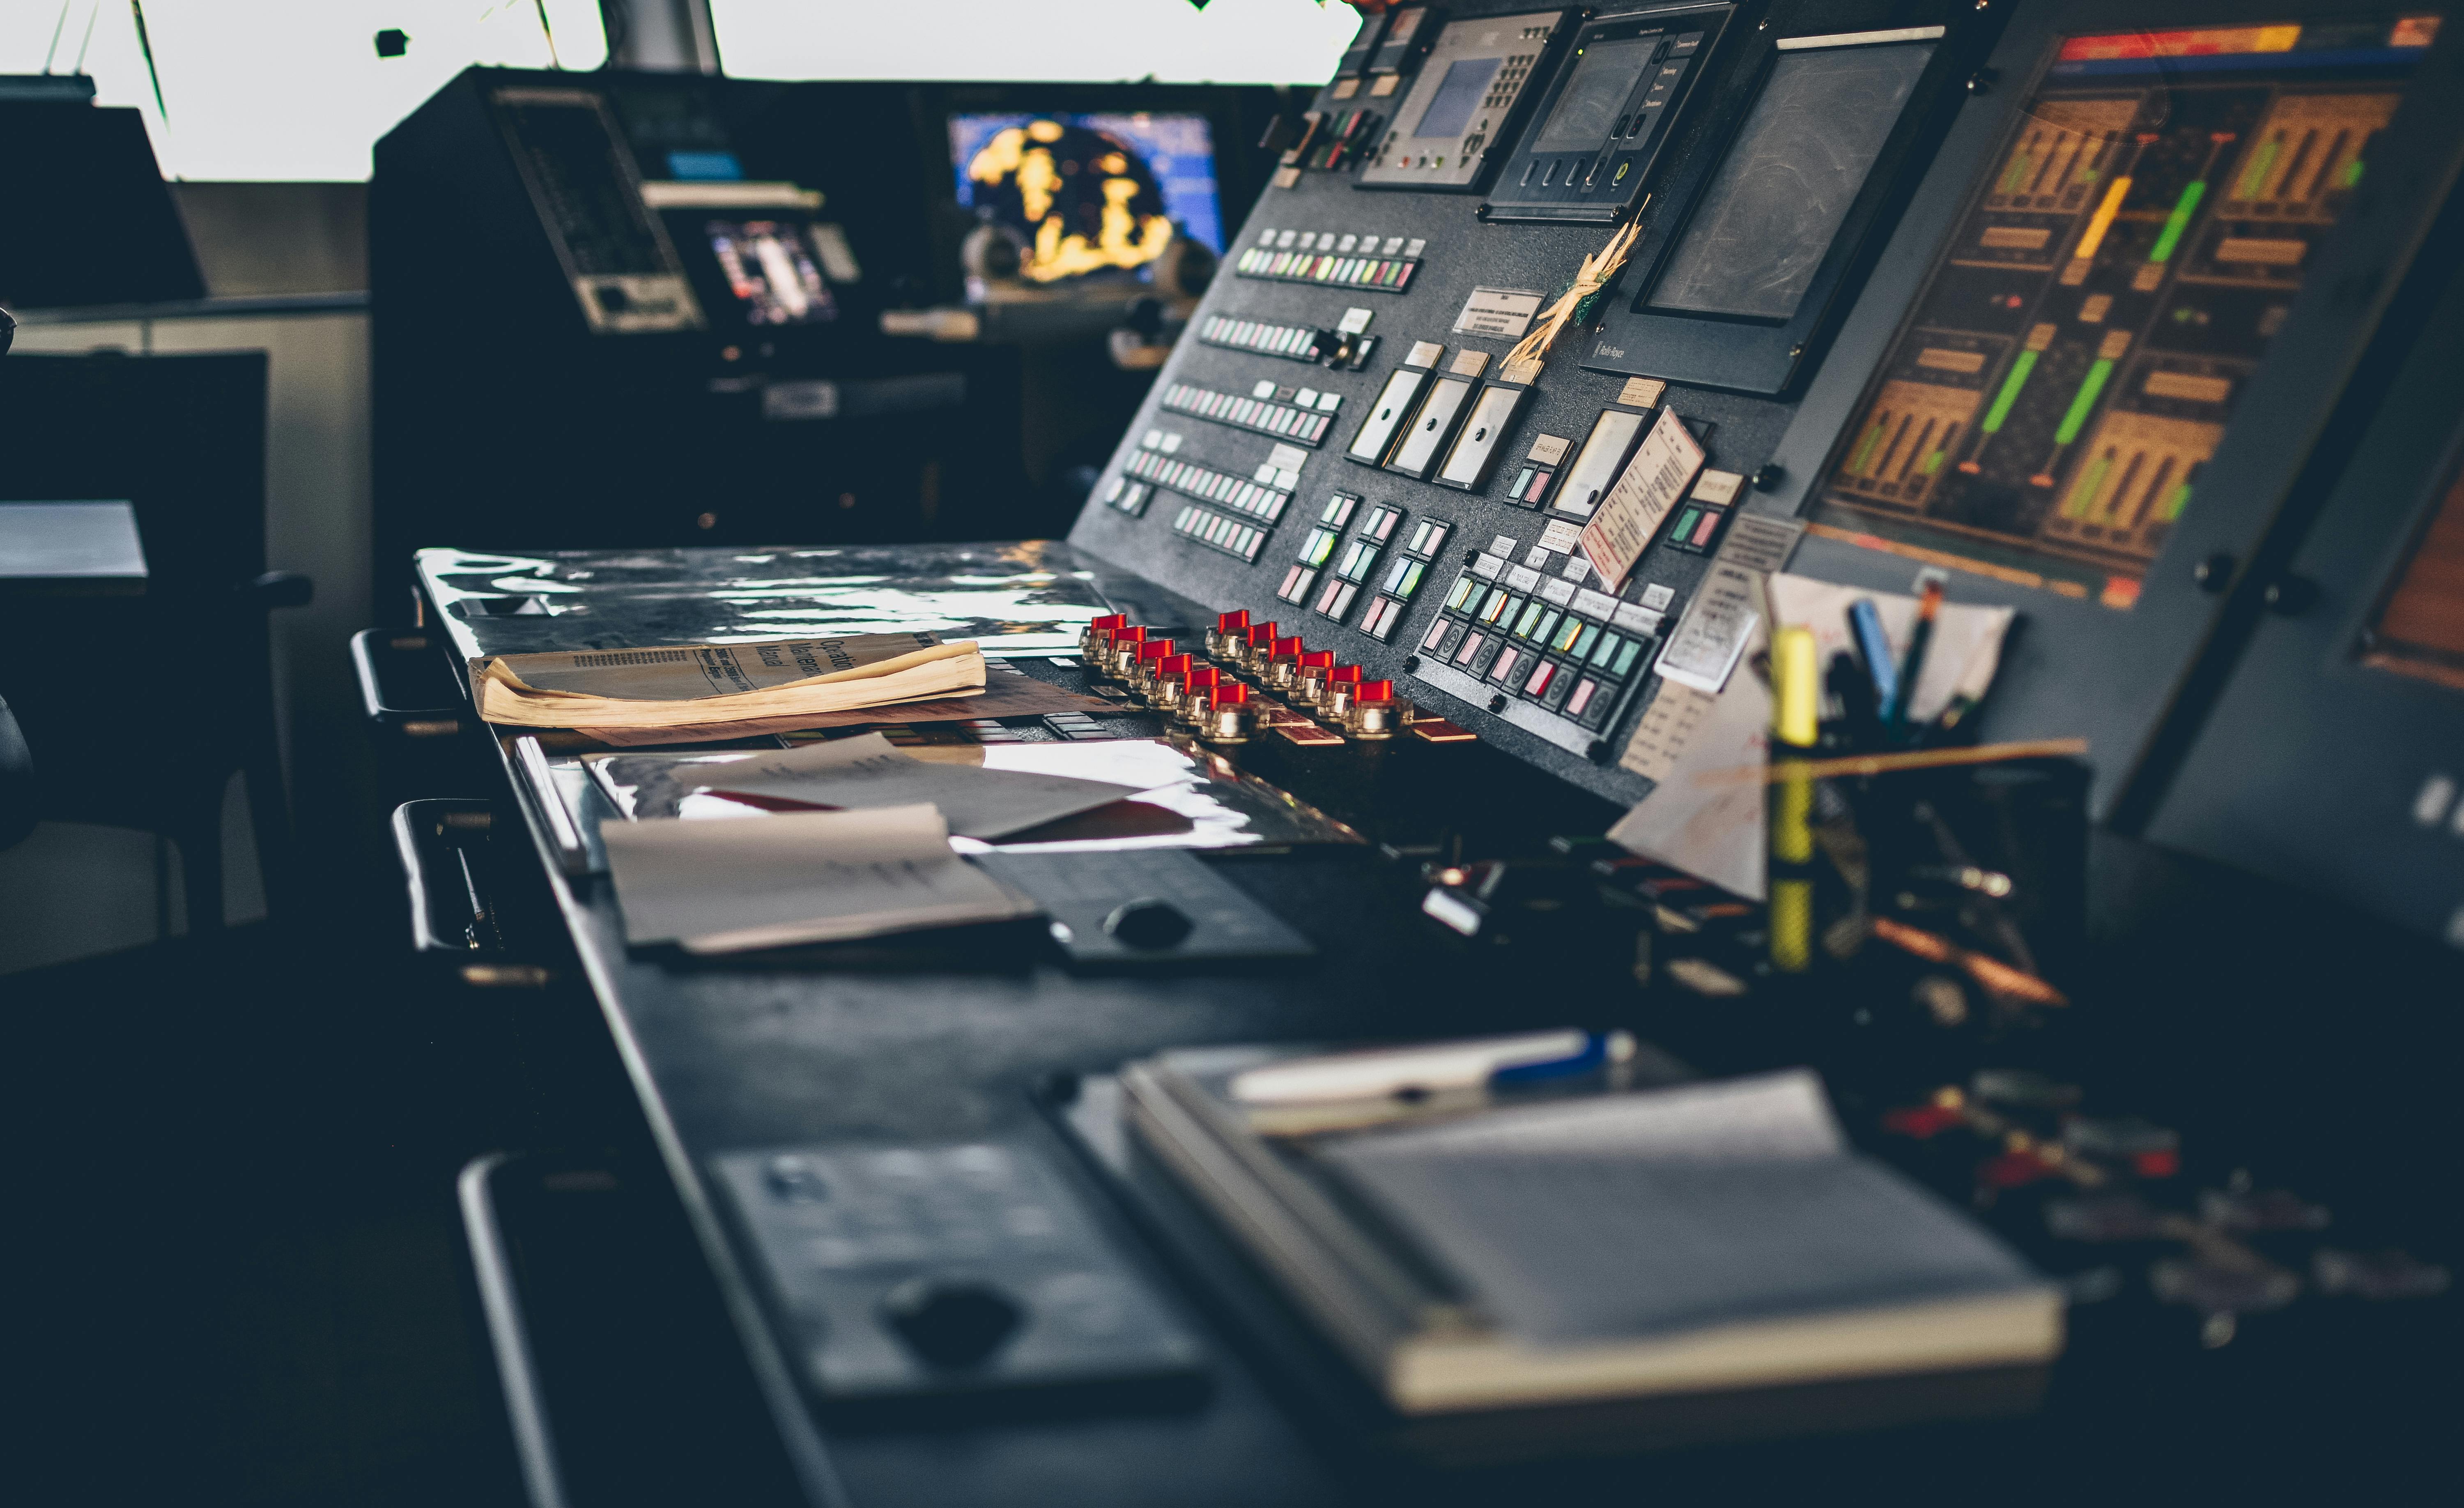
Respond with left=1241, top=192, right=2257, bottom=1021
left=599, top=804, right=1037, bottom=954
left=471, top=633, right=986, bottom=732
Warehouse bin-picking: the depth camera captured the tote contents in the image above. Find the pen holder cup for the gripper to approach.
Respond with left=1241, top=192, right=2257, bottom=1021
left=1802, top=756, right=2089, bottom=1012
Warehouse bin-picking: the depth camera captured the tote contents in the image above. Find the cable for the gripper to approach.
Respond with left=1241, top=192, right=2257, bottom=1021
left=130, top=0, right=171, bottom=122
left=74, top=0, right=101, bottom=74
left=534, top=0, right=562, bottom=69
left=43, top=0, right=72, bottom=73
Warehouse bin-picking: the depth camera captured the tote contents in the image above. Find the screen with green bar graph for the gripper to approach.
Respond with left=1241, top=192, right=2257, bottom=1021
left=1811, top=13, right=2441, bottom=608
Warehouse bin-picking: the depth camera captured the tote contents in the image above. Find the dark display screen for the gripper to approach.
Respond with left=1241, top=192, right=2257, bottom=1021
left=1532, top=35, right=1661, bottom=152
left=1811, top=16, right=2439, bottom=606
left=1649, top=41, right=1935, bottom=320
left=1415, top=57, right=1504, bottom=138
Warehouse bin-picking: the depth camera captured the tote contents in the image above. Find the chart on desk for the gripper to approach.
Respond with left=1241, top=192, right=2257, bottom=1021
left=1812, top=16, right=2437, bottom=606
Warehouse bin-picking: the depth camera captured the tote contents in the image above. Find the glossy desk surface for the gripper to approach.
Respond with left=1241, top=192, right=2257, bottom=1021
left=418, top=543, right=2457, bottom=1508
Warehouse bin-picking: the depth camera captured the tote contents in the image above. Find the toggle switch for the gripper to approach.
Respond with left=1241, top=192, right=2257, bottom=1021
left=1207, top=609, right=1251, bottom=658
left=1150, top=652, right=1194, bottom=713
left=1176, top=667, right=1221, bottom=727
left=1295, top=649, right=1338, bottom=707
left=1266, top=635, right=1306, bottom=691
left=1348, top=678, right=1404, bottom=739
left=1134, top=638, right=1177, bottom=698
left=1107, top=626, right=1151, bottom=678
left=1080, top=613, right=1128, bottom=660
left=1203, top=681, right=1255, bottom=743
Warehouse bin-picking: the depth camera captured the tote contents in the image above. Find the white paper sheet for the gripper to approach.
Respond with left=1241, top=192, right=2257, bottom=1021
left=693, top=732, right=1145, bottom=839
left=1765, top=573, right=2015, bottom=728
left=1609, top=615, right=1772, bottom=900
left=599, top=804, right=1036, bottom=953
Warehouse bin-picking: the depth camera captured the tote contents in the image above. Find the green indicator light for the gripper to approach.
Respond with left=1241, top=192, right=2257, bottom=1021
left=2163, top=481, right=2194, bottom=521
left=2149, top=180, right=2207, bottom=264
left=1921, top=449, right=1947, bottom=476
left=2342, top=158, right=2366, bottom=188
left=2235, top=138, right=2281, bottom=200
left=1998, top=152, right=2034, bottom=194
left=1849, top=417, right=1891, bottom=472
left=1982, top=349, right=2040, bottom=433
left=2055, top=358, right=2115, bottom=446
left=2064, top=452, right=2112, bottom=520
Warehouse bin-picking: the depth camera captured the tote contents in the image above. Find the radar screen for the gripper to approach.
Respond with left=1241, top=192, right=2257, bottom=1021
left=1357, top=9, right=1572, bottom=191
left=1811, top=15, right=2442, bottom=607
left=1487, top=5, right=1731, bottom=223
left=2364, top=456, right=2464, bottom=692
left=949, top=113, right=1222, bottom=284
left=706, top=219, right=838, bottom=327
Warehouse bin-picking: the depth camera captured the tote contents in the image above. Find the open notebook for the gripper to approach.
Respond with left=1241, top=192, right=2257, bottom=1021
left=1122, top=1052, right=2061, bottom=1415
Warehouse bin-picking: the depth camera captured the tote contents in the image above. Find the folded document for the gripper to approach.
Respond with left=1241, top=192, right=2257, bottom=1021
left=471, top=633, right=986, bottom=731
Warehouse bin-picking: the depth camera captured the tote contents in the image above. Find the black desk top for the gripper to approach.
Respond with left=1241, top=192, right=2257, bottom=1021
left=420, top=543, right=2459, bottom=1508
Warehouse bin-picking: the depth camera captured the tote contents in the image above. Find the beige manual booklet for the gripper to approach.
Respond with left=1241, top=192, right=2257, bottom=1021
left=469, top=633, right=985, bottom=730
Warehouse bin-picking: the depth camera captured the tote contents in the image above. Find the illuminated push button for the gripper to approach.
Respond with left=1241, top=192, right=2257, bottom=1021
left=1540, top=663, right=1579, bottom=711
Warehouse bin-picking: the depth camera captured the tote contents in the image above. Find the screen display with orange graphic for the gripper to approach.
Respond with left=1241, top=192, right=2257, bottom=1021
left=1810, top=14, right=2438, bottom=606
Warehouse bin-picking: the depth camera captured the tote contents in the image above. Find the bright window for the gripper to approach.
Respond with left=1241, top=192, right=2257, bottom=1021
left=0, top=1, right=607, bottom=181
left=710, top=0, right=1356, bottom=84
left=0, top=0, right=1351, bottom=181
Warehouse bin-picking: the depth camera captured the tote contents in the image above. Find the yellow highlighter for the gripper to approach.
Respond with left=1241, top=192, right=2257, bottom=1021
left=1770, top=626, right=1820, bottom=974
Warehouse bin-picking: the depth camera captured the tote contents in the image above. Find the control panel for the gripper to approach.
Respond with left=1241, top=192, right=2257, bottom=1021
left=1072, top=0, right=2005, bottom=807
